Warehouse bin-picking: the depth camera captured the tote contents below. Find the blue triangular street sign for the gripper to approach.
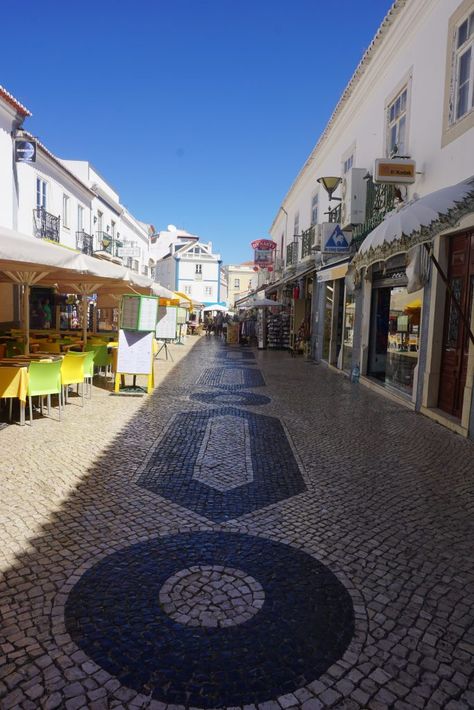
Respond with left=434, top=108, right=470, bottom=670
left=325, top=225, right=349, bottom=249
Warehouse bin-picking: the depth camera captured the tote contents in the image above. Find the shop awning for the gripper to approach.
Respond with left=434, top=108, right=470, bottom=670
left=353, top=175, right=474, bottom=270
left=265, top=262, right=315, bottom=294
left=316, top=258, right=350, bottom=283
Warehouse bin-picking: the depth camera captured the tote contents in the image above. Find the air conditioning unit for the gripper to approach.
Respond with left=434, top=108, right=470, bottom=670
left=341, top=167, right=367, bottom=230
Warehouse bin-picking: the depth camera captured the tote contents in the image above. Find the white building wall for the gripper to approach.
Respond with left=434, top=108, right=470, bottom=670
left=271, top=0, right=474, bottom=256
left=0, top=105, right=15, bottom=229
left=154, top=258, right=175, bottom=292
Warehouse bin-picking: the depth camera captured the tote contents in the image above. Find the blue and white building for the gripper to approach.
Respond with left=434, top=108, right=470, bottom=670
left=151, top=225, right=224, bottom=306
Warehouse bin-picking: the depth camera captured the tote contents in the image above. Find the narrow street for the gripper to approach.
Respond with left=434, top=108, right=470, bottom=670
left=1, top=336, right=473, bottom=710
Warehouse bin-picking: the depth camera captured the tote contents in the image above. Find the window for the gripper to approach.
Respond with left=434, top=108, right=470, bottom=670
left=310, top=194, right=318, bottom=226
left=36, top=178, right=47, bottom=209
left=234, top=278, right=240, bottom=288
left=205, top=286, right=212, bottom=296
left=184, top=285, right=192, bottom=295
left=294, top=212, right=300, bottom=237
left=62, top=194, right=69, bottom=228
left=195, top=263, right=202, bottom=274
left=387, top=87, right=408, bottom=156
left=343, top=154, right=354, bottom=174
left=77, top=205, right=84, bottom=231
left=454, top=11, right=474, bottom=121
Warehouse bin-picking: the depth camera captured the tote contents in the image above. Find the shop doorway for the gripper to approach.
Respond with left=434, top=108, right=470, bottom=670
left=438, top=231, right=474, bottom=419
left=368, top=270, right=423, bottom=398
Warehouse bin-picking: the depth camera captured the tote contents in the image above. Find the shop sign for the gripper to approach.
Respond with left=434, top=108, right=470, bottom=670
left=251, top=239, right=276, bottom=269
left=321, top=223, right=352, bottom=254
left=118, top=246, right=141, bottom=257
left=374, top=158, right=416, bottom=184
left=15, top=139, right=36, bottom=163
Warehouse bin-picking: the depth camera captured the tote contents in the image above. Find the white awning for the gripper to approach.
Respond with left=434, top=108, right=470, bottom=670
left=354, top=176, right=474, bottom=269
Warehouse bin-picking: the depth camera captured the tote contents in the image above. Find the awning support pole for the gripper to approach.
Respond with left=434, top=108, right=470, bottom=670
left=424, top=243, right=474, bottom=346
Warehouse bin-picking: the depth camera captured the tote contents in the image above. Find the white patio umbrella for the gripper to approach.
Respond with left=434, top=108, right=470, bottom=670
left=355, top=175, right=474, bottom=269
left=243, top=297, right=283, bottom=308
left=203, top=304, right=227, bottom=312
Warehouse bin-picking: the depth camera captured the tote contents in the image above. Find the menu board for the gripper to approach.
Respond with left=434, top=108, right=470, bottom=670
left=226, top=323, right=239, bottom=345
left=121, top=296, right=140, bottom=330
left=117, top=329, right=153, bottom=375
left=156, top=306, right=178, bottom=340
left=177, top=307, right=187, bottom=325
left=138, top=297, right=158, bottom=331
left=120, top=295, right=158, bottom=332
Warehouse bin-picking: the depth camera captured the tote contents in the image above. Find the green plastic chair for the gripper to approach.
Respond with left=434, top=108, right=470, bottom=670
left=67, top=350, right=95, bottom=397
left=85, top=344, right=112, bottom=375
left=27, top=360, right=62, bottom=424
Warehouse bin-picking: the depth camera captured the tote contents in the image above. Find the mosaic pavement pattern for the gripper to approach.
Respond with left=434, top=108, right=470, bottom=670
left=137, top=406, right=306, bottom=521
left=197, top=366, right=265, bottom=389
left=1, top=336, right=474, bottom=709
left=64, top=532, right=355, bottom=707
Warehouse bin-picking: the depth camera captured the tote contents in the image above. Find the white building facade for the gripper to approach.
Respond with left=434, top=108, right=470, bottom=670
left=267, top=0, right=474, bottom=439
left=152, top=226, right=224, bottom=306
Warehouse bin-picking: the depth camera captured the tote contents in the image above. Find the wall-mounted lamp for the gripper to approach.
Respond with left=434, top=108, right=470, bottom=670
left=317, top=176, right=342, bottom=202
left=106, top=225, right=110, bottom=233
left=93, top=215, right=97, bottom=224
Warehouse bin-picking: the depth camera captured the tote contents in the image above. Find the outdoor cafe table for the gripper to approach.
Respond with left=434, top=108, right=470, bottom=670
left=0, top=356, right=62, bottom=426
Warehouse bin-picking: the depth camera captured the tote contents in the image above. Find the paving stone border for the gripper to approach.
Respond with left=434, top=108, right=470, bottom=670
left=190, top=390, right=272, bottom=406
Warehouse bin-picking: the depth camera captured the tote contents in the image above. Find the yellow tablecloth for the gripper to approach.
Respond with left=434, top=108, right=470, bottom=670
left=0, top=367, right=28, bottom=403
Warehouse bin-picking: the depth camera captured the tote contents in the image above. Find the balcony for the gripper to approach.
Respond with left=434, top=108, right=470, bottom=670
left=33, top=208, right=60, bottom=242
left=94, top=231, right=123, bottom=258
left=76, top=230, right=94, bottom=255
left=353, top=178, right=397, bottom=248
left=286, top=242, right=298, bottom=267
left=328, top=203, right=342, bottom=223
left=301, top=226, right=315, bottom=259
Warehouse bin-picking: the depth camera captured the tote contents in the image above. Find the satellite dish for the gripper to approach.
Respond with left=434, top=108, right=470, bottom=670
left=167, top=224, right=177, bottom=232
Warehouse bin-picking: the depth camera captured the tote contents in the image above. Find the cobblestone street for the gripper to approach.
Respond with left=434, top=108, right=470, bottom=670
left=1, top=335, right=474, bottom=710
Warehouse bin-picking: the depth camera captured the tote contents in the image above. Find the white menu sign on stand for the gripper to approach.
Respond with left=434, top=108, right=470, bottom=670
left=155, top=306, right=178, bottom=340
left=138, top=297, right=158, bottom=331
left=117, top=330, right=153, bottom=375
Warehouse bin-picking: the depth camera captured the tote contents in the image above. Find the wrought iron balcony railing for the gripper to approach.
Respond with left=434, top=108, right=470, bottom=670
left=353, top=179, right=397, bottom=248
left=301, top=226, right=315, bottom=259
left=95, top=231, right=123, bottom=258
left=286, top=242, right=298, bottom=267
left=33, top=208, right=60, bottom=242
left=328, top=203, right=342, bottom=223
left=76, top=230, right=94, bottom=255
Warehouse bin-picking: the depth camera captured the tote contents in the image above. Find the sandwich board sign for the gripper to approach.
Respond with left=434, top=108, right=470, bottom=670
left=155, top=305, right=178, bottom=340
left=321, top=223, right=352, bottom=254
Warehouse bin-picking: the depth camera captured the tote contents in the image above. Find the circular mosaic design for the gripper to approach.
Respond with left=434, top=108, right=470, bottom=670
left=191, top=390, right=271, bottom=405
left=64, top=532, right=355, bottom=707
left=159, top=565, right=264, bottom=627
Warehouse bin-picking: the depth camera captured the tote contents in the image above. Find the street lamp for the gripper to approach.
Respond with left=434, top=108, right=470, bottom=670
left=317, top=176, right=342, bottom=202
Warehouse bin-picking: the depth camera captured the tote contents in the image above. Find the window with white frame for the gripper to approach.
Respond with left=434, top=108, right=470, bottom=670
left=62, top=194, right=69, bottom=228
left=293, top=212, right=300, bottom=237
left=386, top=87, right=408, bottom=156
left=77, top=205, right=84, bottom=231
left=234, top=278, right=240, bottom=288
left=195, top=263, right=202, bottom=274
left=343, top=154, right=354, bottom=174
left=453, top=10, right=474, bottom=122
left=36, top=178, right=47, bottom=210
left=310, top=194, right=318, bottom=225
left=184, top=285, right=192, bottom=295
left=205, top=286, right=212, bottom=296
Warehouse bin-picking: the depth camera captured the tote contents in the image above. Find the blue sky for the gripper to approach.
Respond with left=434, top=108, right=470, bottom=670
left=1, top=0, right=393, bottom=264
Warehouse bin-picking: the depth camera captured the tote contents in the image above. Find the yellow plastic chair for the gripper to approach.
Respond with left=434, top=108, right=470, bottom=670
left=67, top=350, right=95, bottom=397
left=61, top=353, right=87, bottom=406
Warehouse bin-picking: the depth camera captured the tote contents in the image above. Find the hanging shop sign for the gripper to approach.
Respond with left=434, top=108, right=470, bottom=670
left=321, top=223, right=352, bottom=254
left=251, top=239, right=276, bottom=269
left=374, top=158, right=416, bottom=184
left=15, top=139, right=36, bottom=163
